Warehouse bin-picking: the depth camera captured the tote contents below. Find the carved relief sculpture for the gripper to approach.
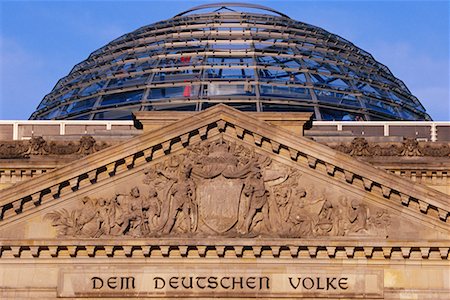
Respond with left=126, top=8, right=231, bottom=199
left=332, top=137, right=450, bottom=157
left=46, top=138, right=390, bottom=238
left=0, top=136, right=109, bottom=159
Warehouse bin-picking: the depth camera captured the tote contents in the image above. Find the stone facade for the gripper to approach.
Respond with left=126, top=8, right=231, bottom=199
left=0, top=105, right=449, bottom=299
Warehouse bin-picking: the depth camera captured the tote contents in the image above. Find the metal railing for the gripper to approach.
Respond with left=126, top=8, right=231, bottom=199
left=0, top=120, right=134, bottom=140
left=0, top=120, right=449, bottom=141
left=311, top=121, right=450, bottom=142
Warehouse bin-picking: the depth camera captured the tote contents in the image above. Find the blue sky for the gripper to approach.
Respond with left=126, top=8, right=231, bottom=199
left=0, top=0, right=449, bottom=120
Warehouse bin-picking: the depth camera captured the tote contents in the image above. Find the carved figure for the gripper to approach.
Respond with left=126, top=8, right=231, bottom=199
left=141, top=186, right=162, bottom=233
left=115, top=187, right=145, bottom=236
left=76, top=196, right=98, bottom=236
left=347, top=199, right=368, bottom=233
left=400, top=138, right=423, bottom=156
left=287, top=188, right=323, bottom=237
left=95, top=197, right=116, bottom=237
left=349, top=138, right=371, bottom=156
left=240, top=168, right=268, bottom=234
left=159, top=164, right=197, bottom=234
left=0, top=141, right=29, bottom=159
left=78, top=136, right=97, bottom=155
left=26, top=136, right=47, bottom=155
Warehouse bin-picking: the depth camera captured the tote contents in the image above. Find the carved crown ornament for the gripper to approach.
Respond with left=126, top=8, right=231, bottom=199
left=0, top=136, right=110, bottom=159
left=45, top=139, right=390, bottom=238
left=0, top=105, right=448, bottom=234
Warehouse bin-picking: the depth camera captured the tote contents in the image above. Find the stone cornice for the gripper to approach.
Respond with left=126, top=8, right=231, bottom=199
left=0, top=239, right=448, bottom=260
left=0, top=105, right=448, bottom=229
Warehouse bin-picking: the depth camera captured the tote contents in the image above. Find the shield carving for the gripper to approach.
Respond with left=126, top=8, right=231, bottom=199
left=198, top=176, right=243, bottom=233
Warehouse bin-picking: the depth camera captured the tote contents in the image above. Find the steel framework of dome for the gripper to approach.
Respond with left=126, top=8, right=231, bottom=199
left=30, top=3, right=431, bottom=121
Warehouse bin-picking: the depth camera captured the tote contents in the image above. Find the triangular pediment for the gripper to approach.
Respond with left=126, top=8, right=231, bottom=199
left=0, top=105, right=449, bottom=241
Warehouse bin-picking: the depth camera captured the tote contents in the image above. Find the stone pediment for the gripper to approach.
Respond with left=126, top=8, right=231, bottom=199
left=0, top=104, right=449, bottom=241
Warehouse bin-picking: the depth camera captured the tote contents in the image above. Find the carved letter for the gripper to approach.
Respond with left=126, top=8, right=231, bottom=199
left=169, top=277, right=178, bottom=289
left=196, top=277, right=206, bottom=289
left=154, top=277, right=165, bottom=289
left=91, top=277, right=103, bottom=289
left=232, top=277, right=244, bottom=289
left=120, top=277, right=135, bottom=290
left=316, top=277, right=325, bottom=290
left=107, top=277, right=117, bottom=289
left=288, top=277, right=300, bottom=289
left=326, top=277, right=337, bottom=290
left=208, top=277, right=218, bottom=289
left=246, top=277, right=256, bottom=289
left=181, top=277, right=193, bottom=289
left=338, top=278, right=348, bottom=290
left=302, top=277, right=314, bottom=290
left=220, top=277, right=231, bottom=289
left=259, top=277, right=270, bottom=290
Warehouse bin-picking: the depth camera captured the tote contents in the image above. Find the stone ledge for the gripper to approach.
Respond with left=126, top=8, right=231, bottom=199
left=0, top=239, right=448, bottom=260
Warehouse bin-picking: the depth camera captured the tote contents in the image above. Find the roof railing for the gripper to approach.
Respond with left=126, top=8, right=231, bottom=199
left=0, top=120, right=449, bottom=142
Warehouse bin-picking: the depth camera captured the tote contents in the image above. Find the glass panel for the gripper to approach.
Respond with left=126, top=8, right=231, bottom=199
left=256, top=56, right=279, bottom=67
left=37, top=96, right=52, bottom=110
left=153, top=70, right=201, bottom=83
left=158, top=55, right=203, bottom=68
left=319, top=108, right=365, bottom=121
left=206, top=83, right=255, bottom=96
left=204, top=68, right=253, bottom=80
left=358, top=83, right=385, bottom=98
left=93, top=109, right=135, bottom=120
left=314, top=89, right=359, bottom=106
left=164, top=46, right=204, bottom=55
left=280, top=58, right=302, bottom=68
left=363, top=97, right=400, bottom=116
left=399, top=109, right=423, bottom=120
left=106, top=75, right=149, bottom=89
left=211, top=43, right=251, bottom=50
left=341, top=95, right=361, bottom=108
left=259, top=69, right=290, bottom=82
left=148, top=104, right=197, bottom=111
left=66, top=97, right=97, bottom=113
left=261, top=103, right=314, bottom=113
left=202, top=102, right=257, bottom=111
left=68, top=113, right=91, bottom=120
left=254, top=44, right=294, bottom=54
left=79, top=81, right=105, bottom=97
left=327, top=78, right=351, bottom=90
left=39, top=108, right=60, bottom=120
left=101, top=90, right=144, bottom=106
left=302, top=58, right=321, bottom=70
left=55, top=88, right=79, bottom=102
left=148, top=85, right=200, bottom=99
left=206, top=57, right=252, bottom=66
left=260, top=85, right=311, bottom=99
left=110, top=53, right=127, bottom=63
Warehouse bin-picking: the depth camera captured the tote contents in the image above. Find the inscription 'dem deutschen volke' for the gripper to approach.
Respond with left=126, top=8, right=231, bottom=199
left=90, top=275, right=349, bottom=292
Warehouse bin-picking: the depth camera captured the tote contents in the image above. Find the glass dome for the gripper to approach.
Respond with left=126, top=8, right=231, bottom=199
left=30, top=3, right=431, bottom=121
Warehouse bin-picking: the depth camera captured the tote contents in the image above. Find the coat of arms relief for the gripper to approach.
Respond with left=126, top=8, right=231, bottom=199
left=46, top=138, right=390, bottom=238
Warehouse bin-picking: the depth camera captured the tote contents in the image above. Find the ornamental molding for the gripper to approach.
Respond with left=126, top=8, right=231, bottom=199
left=0, top=105, right=448, bottom=233
left=0, top=239, right=448, bottom=260
left=329, top=137, right=450, bottom=157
